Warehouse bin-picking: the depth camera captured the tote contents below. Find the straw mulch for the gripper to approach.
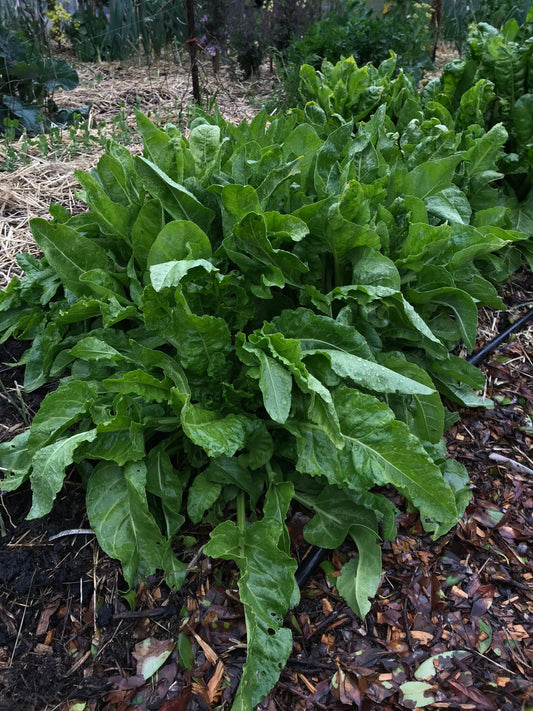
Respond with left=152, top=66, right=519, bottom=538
left=0, top=51, right=277, bottom=290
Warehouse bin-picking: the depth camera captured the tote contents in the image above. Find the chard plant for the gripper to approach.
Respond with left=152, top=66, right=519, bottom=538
left=0, top=89, right=529, bottom=705
left=298, top=6, right=533, bottom=274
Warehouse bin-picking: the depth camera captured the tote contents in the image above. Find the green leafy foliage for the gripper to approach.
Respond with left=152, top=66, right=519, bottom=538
left=67, top=0, right=186, bottom=63
left=418, top=9, right=533, bottom=248
left=439, top=0, right=528, bottom=54
left=0, top=58, right=529, bottom=704
left=0, top=29, right=80, bottom=133
left=275, top=0, right=433, bottom=109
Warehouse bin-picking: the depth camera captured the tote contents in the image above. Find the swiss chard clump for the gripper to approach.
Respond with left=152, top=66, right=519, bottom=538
left=0, top=90, right=529, bottom=705
left=297, top=5, right=533, bottom=274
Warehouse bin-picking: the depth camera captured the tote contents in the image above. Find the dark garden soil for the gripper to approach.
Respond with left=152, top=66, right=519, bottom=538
left=0, top=269, right=531, bottom=711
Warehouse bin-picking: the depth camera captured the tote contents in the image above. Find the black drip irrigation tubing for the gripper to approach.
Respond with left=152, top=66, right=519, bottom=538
left=294, top=305, right=533, bottom=589
left=467, top=306, right=533, bottom=367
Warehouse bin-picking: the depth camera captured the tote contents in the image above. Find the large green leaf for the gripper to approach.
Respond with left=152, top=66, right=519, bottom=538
left=75, top=170, right=133, bottom=240
left=149, top=259, right=217, bottom=291
left=378, top=354, right=445, bottom=443
left=289, top=387, right=458, bottom=531
left=256, top=350, right=293, bottom=424
left=231, top=212, right=309, bottom=285
left=273, top=307, right=373, bottom=359
left=81, top=414, right=145, bottom=466
left=135, top=110, right=178, bottom=180
left=180, top=400, right=251, bottom=457
left=27, top=380, right=98, bottom=455
left=189, top=123, right=222, bottom=182
left=70, top=337, right=124, bottom=362
left=187, top=472, right=222, bottom=523
left=407, top=286, right=478, bottom=352
left=30, top=219, right=114, bottom=297
left=204, top=483, right=297, bottom=709
left=131, top=199, right=164, bottom=271
left=147, top=220, right=212, bottom=266
left=135, top=157, right=214, bottom=234
left=145, top=445, right=185, bottom=537
left=306, top=348, right=436, bottom=396
left=103, top=370, right=172, bottom=403
left=247, top=330, right=343, bottom=446
left=142, top=288, right=232, bottom=376
left=28, top=429, right=98, bottom=518
left=401, top=154, right=463, bottom=199
left=87, top=461, right=185, bottom=586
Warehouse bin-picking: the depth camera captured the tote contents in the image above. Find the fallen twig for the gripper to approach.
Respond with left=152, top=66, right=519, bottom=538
left=488, top=453, right=533, bottom=477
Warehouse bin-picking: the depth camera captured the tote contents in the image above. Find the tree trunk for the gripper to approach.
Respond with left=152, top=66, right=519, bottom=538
left=186, top=0, right=201, bottom=105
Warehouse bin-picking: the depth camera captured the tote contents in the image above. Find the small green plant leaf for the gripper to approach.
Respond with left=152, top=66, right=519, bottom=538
left=336, top=528, right=382, bottom=619
left=399, top=680, right=437, bottom=707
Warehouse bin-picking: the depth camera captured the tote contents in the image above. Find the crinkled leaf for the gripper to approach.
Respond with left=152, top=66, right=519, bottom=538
left=187, top=472, right=222, bottom=523
left=142, top=289, right=231, bottom=376
left=204, top=483, right=297, bottom=709
left=28, top=430, right=98, bottom=519
left=27, top=380, right=97, bottom=455
left=231, top=212, right=308, bottom=285
left=289, top=387, right=457, bottom=531
left=149, top=259, right=216, bottom=291
left=103, top=370, right=172, bottom=403
left=181, top=400, right=251, bottom=458
left=87, top=461, right=185, bottom=586
left=80, top=415, right=145, bottom=466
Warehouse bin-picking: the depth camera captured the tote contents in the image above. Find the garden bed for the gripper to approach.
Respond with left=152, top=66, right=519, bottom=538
left=0, top=43, right=532, bottom=711
left=0, top=281, right=532, bottom=709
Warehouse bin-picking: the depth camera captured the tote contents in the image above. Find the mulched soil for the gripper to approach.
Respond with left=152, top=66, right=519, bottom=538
left=0, top=42, right=532, bottom=711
